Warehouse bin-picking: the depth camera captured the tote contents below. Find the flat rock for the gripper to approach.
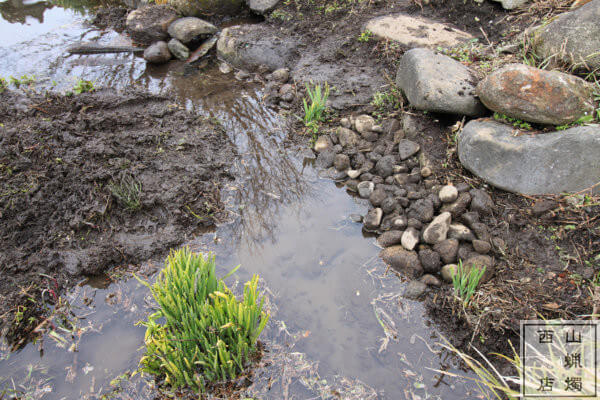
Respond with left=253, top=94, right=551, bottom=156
left=396, top=48, right=486, bottom=117
left=126, top=5, right=178, bottom=45
left=217, top=24, right=298, bottom=71
left=423, top=212, right=451, bottom=244
left=379, top=246, right=423, bottom=278
left=477, top=64, right=595, bottom=125
left=168, top=17, right=218, bottom=44
left=247, top=0, right=279, bottom=14
left=143, top=41, right=171, bottom=64
left=365, top=14, right=473, bottom=48
left=458, top=119, right=600, bottom=194
left=167, top=38, right=190, bottom=60
left=532, top=0, right=600, bottom=70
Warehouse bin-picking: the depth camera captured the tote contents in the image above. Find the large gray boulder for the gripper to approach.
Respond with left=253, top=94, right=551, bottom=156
left=168, top=17, right=217, bottom=44
left=247, top=0, right=280, bottom=14
left=217, top=24, right=299, bottom=71
left=477, top=64, right=595, bottom=125
left=396, top=48, right=486, bottom=117
left=168, top=0, right=244, bottom=17
left=458, top=119, right=600, bottom=194
left=125, top=5, right=178, bottom=45
left=532, top=0, right=600, bottom=70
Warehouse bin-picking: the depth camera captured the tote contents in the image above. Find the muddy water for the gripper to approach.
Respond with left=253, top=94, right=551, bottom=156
left=0, top=2, right=478, bottom=399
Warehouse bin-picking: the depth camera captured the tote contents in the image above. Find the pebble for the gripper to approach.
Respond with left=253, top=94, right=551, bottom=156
left=271, top=68, right=289, bottom=83
left=420, top=274, right=442, bottom=287
left=470, top=189, right=494, bottom=216
left=392, top=215, right=408, bottom=229
left=314, top=136, right=331, bottom=153
left=433, top=238, right=458, bottom=264
left=219, top=62, right=233, bottom=74
left=423, top=212, right=452, bottom=244
left=347, top=169, right=361, bottom=179
left=438, top=185, right=458, bottom=203
left=440, top=264, right=458, bottom=283
left=398, top=139, right=420, bottom=160
left=401, top=227, right=420, bottom=250
left=364, top=208, right=383, bottom=231
left=358, top=181, right=375, bottom=198
left=377, top=230, right=403, bottom=247
left=448, top=223, right=475, bottom=241
left=355, top=115, right=376, bottom=135
left=334, top=153, right=350, bottom=171
left=143, top=41, right=171, bottom=64
left=369, top=188, right=387, bottom=207
left=419, top=248, right=442, bottom=273
left=472, top=239, right=492, bottom=254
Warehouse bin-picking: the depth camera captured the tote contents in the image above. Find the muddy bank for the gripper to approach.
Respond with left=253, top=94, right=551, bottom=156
left=0, top=88, right=235, bottom=346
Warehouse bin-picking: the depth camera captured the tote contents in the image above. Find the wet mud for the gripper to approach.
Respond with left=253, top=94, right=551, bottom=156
left=0, top=88, right=235, bottom=345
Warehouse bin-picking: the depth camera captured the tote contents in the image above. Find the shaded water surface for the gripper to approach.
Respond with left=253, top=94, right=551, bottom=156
left=0, top=3, right=478, bottom=399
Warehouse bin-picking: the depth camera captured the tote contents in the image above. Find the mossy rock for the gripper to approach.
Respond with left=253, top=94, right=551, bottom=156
left=167, top=0, right=244, bottom=17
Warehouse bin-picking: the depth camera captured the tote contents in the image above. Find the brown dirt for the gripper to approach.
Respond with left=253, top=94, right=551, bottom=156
left=0, top=88, right=235, bottom=348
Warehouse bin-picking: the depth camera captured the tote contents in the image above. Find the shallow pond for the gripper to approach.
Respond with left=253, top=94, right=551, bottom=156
left=0, top=2, right=478, bottom=398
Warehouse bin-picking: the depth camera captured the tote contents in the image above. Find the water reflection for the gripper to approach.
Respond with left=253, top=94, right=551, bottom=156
left=0, top=0, right=51, bottom=24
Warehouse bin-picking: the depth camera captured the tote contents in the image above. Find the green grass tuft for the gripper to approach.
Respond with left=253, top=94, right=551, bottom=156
left=136, top=248, right=269, bottom=392
left=451, top=260, right=486, bottom=306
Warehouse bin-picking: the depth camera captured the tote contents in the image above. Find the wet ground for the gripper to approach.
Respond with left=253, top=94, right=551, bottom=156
left=0, top=1, right=482, bottom=398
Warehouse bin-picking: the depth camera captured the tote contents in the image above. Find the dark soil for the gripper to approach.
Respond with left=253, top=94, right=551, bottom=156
left=0, top=88, right=235, bottom=348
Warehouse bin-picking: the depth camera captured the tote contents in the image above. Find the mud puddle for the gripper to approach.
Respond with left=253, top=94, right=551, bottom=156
left=0, top=2, right=478, bottom=398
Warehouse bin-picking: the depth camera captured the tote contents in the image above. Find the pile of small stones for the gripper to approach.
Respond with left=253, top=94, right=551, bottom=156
left=312, top=114, right=505, bottom=299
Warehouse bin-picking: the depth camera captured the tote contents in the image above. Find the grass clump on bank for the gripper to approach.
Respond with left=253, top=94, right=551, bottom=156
left=302, top=81, right=330, bottom=133
left=137, top=248, right=269, bottom=392
left=452, top=260, right=486, bottom=307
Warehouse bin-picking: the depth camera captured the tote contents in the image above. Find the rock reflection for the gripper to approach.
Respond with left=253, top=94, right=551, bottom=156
left=0, top=0, right=51, bottom=23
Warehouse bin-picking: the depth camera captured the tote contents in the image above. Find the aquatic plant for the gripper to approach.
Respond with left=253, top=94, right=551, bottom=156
left=451, top=260, right=486, bottom=306
left=137, top=248, right=269, bottom=392
left=303, top=81, right=329, bottom=126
